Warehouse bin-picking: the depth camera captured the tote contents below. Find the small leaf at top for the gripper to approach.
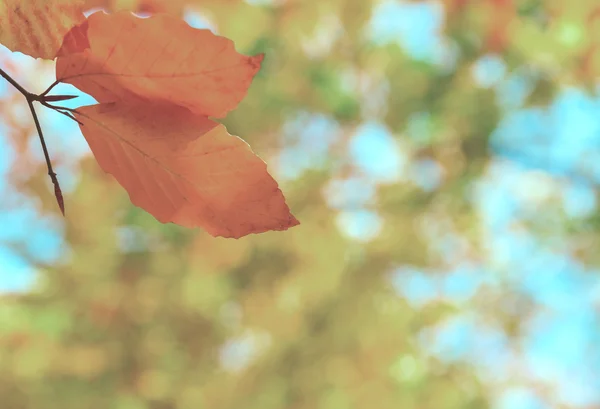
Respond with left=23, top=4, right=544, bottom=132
left=57, top=11, right=264, bottom=118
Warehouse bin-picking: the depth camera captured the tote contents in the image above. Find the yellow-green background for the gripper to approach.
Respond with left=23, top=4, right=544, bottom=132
left=1, top=0, right=600, bottom=408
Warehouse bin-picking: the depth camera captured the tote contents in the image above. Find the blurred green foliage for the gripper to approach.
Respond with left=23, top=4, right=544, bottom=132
left=2, top=0, right=600, bottom=408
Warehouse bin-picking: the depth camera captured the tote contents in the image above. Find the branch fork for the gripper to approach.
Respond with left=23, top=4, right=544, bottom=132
left=0, top=68, right=81, bottom=216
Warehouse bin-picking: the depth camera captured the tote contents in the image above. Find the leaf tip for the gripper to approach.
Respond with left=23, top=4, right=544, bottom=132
left=250, top=53, right=266, bottom=71
left=289, top=214, right=300, bottom=228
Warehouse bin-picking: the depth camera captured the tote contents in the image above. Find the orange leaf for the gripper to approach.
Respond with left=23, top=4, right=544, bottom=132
left=57, top=11, right=264, bottom=118
left=76, top=102, right=299, bottom=238
left=56, top=19, right=90, bottom=56
left=0, top=0, right=85, bottom=59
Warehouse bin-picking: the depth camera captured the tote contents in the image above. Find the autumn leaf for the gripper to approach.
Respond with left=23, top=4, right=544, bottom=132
left=0, top=0, right=86, bottom=59
left=55, top=11, right=298, bottom=237
left=56, top=19, right=90, bottom=57
left=75, top=102, right=298, bottom=238
left=57, top=11, right=264, bottom=118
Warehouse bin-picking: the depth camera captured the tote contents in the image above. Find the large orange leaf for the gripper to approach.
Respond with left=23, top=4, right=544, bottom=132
left=0, top=0, right=85, bottom=59
left=75, top=102, right=299, bottom=238
left=57, top=11, right=264, bottom=118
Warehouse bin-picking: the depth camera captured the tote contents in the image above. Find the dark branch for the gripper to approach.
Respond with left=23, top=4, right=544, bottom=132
left=39, top=78, right=62, bottom=97
left=0, top=66, right=71, bottom=215
left=27, top=100, right=65, bottom=216
left=40, top=101, right=83, bottom=125
left=0, top=67, right=30, bottom=96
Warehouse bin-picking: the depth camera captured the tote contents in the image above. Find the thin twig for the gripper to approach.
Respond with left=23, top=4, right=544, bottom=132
left=47, top=107, right=83, bottom=125
left=27, top=100, right=65, bottom=216
left=39, top=78, right=61, bottom=97
left=39, top=100, right=83, bottom=125
left=40, top=101, right=79, bottom=113
left=0, top=66, right=69, bottom=215
left=0, top=67, right=29, bottom=96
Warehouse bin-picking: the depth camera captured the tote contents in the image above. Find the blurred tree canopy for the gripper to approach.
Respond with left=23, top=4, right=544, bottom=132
left=2, top=0, right=600, bottom=408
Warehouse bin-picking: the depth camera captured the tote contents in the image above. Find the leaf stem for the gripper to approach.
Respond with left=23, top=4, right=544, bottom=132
left=40, top=100, right=83, bottom=125
left=39, top=78, right=61, bottom=97
left=0, top=66, right=69, bottom=215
